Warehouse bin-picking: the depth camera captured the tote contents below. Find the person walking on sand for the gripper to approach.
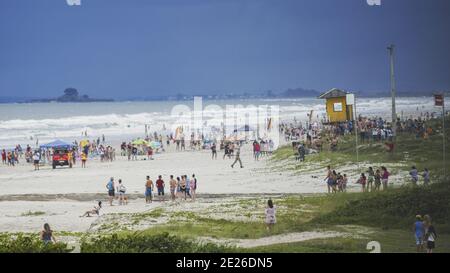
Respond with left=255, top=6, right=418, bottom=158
left=211, top=143, right=217, bottom=160
left=117, top=179, right=127, bottom=205
left=156, top=175, right=165, bottom=202
left=265, top=199, right=276, bottom=231
left=381, top=166, right=390, bottom=190
left=169, top=175, right=177, bottom=201
left=40, top=223, right=56, bottom=244
left=191, top=174, right=197, bottom=201
left=145, top=176, right=154, bottom=204
left=33, top=150, right=40, bottom=171
left=106, top=177, right=115, bottom=206
left=80, top=201, right=102, bottom=217
left=424, top=215, right=437, bottom=253
left=81, top=152, right=87, bottom=168
left=413, top=215, right=425, bottom=253
left=410, top=166, right=419, bottom=186
left=231, top=144, right=243, bottom=168
left=422, top=168, right=430, bottom=186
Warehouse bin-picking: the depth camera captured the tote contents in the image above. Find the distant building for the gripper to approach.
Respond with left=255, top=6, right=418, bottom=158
left=318, top=88, right=354, bottom=123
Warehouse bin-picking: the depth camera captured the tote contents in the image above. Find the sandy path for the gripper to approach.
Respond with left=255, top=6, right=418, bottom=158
left=200, top=231, right=350, bottom=248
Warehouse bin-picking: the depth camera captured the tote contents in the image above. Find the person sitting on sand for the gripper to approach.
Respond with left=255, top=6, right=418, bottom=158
left=41, top=223, right=56, bottom=244
left=80, top=201, right=102, bottom=217
left=265, top=199, right=276, bottom=231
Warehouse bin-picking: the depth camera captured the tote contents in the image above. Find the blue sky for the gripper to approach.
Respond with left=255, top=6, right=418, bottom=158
left=0, top=0, right=449, bottom=99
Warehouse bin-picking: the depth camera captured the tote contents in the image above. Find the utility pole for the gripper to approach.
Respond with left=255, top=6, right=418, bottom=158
left=387, top=44, right=397, bottom=135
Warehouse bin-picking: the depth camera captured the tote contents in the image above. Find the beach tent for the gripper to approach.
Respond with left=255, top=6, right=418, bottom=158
left=132, top=139, right=149, bottom=145
left=40, top=140, right=75, bottom=149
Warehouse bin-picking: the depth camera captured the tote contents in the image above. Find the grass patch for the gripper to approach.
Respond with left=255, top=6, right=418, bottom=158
left=81, top=232, right=234, bottom=253
left=20, top=211, right=46, bottom=217
left=0, top=233, right=73, bottom=253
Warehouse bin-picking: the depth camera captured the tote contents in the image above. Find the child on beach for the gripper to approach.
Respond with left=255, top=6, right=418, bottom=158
left=145, top=176, right=154, bottom=204
left=357, top=173, right=367, bottom=192
left=80, top=201, right=102, bottom=217
left=81, top=152, right=87, bottom=168
left=40, top=223, right=56, bottom=244
left=265, top=199, right=276, bottom=231
left=424, top=215, right=437, bottom=253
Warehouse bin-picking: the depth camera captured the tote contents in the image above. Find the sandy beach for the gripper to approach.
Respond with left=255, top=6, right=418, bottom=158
left=0, top=141, right=407, bottom=233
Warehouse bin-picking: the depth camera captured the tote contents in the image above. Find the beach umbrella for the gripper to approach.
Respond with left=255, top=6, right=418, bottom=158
left=80, top=140, right=90, bottom=148
left=132, top=139, right=149, bottom=145
left=149, top=141, right=161, bottom=149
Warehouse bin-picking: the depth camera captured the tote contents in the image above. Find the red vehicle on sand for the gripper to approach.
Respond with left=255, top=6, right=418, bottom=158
left=52, top=148, right=73, bottom=169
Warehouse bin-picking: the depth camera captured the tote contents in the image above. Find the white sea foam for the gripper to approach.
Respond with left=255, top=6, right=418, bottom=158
left=0, top=97, right=441, bottom=148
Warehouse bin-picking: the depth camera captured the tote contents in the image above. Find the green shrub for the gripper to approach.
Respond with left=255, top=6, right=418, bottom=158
left=313, top=182, right=450, bottom=231
left=0, top=233, right=73, bottom=253
left=80, top=232, right=234, bottom=253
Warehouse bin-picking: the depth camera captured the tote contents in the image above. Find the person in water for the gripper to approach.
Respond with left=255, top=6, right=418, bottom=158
left=40, top=223, right=56, bottom=244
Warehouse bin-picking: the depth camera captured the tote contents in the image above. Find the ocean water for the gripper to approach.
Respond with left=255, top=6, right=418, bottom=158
left=0, top=97, right=439, bottom=149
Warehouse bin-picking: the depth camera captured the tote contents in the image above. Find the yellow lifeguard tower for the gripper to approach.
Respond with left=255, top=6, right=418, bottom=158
left=318, top=88, right=354, bottom=123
